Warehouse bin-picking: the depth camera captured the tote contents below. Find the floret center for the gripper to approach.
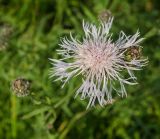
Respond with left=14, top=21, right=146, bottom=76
left=79, top=46, right=110, bottom=71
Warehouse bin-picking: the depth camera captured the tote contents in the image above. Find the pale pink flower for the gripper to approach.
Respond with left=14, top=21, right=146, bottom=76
left=49, top=18, right=148, bottom=109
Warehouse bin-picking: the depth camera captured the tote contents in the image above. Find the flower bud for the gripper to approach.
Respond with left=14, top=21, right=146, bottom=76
left=11, top=77, right=31, bottom=97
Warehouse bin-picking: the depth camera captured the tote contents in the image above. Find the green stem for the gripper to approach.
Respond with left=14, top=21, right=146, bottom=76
left=11, top=95, right=17, bottom=138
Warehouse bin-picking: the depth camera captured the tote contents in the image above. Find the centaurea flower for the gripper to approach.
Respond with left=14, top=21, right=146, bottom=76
left=49, top=17, right=148, bottom=109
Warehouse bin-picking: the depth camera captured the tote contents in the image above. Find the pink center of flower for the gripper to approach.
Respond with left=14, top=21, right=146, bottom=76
left=79, top=44, right=114, bottom=72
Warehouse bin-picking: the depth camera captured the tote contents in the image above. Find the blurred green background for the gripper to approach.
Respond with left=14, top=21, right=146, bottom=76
left=0, top=0, right=160, bottom=139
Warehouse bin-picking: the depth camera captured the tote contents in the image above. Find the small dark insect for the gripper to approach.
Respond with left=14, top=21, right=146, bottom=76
left=11, top=77, right=31, bottom=97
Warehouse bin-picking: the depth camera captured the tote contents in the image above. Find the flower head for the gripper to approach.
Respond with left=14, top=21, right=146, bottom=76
left=50, top=17, right=148, bottom=109
left=11, top=77, right=31, bottom=97
left=0, top=24, right=13, bottom=51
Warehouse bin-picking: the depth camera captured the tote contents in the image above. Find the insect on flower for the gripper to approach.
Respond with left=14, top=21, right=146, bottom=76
left=49, top=17, right=148, bottom=109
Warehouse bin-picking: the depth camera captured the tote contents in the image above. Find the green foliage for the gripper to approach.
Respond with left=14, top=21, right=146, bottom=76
left=0, top=0, right=160, bottom=139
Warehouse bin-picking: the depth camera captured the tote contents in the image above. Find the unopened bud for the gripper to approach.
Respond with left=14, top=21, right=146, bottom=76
left=11, top=77, right=31, bottom=97
left=0, top=24, right=13, bottom=51
left=98, top=10, right=112, bottom=22
left=125, top=46, right=141, bottom=61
